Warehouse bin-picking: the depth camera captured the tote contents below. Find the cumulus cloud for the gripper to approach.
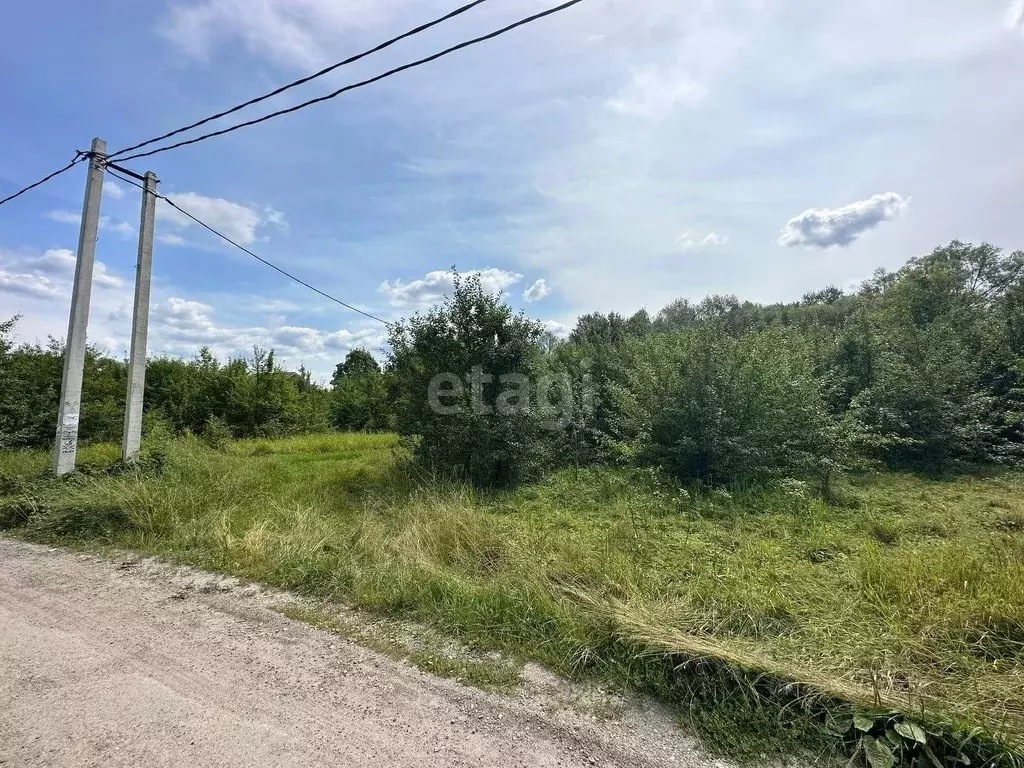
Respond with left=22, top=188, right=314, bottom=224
left=543, top=320, right=572, bottom=338
left=0, top=248, right=124, bottom=300
left=1008, top=0, right=1024, bottom=31
left=675, top=231, right=729, bottom=251
left=104, top=220, right=136, bottom=238
left=105, top=180, right=126, bottom=200
left=0, top=270, right=63, bottom=300
left=45, top=210, right=81, bottom=226
left=778, top=193, right=909, bottom=249
left=149, top=297, right=386, bottom=369
left=157, top=233, right=189, bottom=247
left=46, top=210, right=135, bottom=238
left=156, top=192, right=286, bottom=246
left=379, top=268, right=523, bottom=308
left=523, top=278, right=552, bottom=303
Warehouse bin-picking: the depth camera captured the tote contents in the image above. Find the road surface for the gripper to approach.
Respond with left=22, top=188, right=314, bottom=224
left=0, top=538, right=725, bottom=767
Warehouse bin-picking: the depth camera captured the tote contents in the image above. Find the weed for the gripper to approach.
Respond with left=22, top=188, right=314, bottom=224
left=2, top=436, right=1022, bottom=764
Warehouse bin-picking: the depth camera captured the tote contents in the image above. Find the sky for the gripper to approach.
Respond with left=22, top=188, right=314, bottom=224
left=1, top=0, right=1022, bottom=380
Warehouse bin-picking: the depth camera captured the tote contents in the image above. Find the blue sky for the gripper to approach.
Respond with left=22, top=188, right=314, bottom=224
left=1, top=0, right=1022, bottom=379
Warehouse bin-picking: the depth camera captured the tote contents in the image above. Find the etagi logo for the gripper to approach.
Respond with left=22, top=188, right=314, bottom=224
left=427, top=361, right=594, bottom=431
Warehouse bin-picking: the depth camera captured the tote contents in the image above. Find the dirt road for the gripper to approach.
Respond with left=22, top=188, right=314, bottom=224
left=0, top=538, right=724, bottom=767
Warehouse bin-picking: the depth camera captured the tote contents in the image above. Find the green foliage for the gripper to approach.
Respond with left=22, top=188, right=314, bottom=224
left=0, top=329, right=125, bottom=449
left=0, top=325, right=332, bottom=450
left=845, top=242, right=1024, bottom=469
left=331, top=347, right=380, bottom=384
left=3, top=238, right=1024, bottom=481
left=604, top=326, right=842, bottom=485
left=558, top=240, right=1024, bottom=476
left=201, top=416, right=233, bottom=450
left=330, top=348, right=390, bottom=431
left=388, top=270, right=546, bottom=488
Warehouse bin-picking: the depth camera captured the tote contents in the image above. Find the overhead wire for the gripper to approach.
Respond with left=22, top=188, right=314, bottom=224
left=105, top=166, right=393, bottom=327
left=106, top=0, right=494, bottom=161
left=114, top=0, right=586, bottom=162
left=0, top=154, right=85, bottom=208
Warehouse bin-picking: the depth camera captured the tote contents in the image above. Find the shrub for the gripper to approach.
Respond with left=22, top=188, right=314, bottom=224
left=331, top=350, right=391, bottom=432
left=388, top=271, right=545, bottom=489
left=201, top=416, right=233, bottom=451
left=605, top=326, right=843, bottom=486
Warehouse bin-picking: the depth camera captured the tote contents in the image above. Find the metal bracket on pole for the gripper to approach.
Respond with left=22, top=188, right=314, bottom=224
left=53, top=138, right=106, bottom=476
left=122, top=171, right=159, bottom=462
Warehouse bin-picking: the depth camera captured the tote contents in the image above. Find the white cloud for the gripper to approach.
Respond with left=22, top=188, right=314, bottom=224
left=379, top=268, right=523, bottom=309
left=149, top=296, right=386, bottom=373
left=46, top=210, right=135, bottom=238
left=0, top=243, right=381, bottom=381
left=156, top=192, right=286, bottom=246
left=778, top=193, right=910, bottom=249
left=18, top=248, right=77, bottom=276
left=46, top=210, right=81, bottom=225
left=0, top=248, right=124, bottom=300
left=1008, top=0, right=1024, bottom=31
left=93, top=262, right=126, bottom=289
left=0, top=270, right=63, bottom=300
left=523, top=278, right=552, bottom=303
left=161, top=0, right=408, bottom=69
left=104, top=220, right=136, bottom=238
left=607, top=67, right=709, bottom=117
left=676, top=231, right=729, bottom=251
left=157, top=233, right=189, bottom=247
left=542, top=319, right=572, bottom=338
left=264, top=207, right=289, bottom=233
left=105, top=180, right=126, bottom=200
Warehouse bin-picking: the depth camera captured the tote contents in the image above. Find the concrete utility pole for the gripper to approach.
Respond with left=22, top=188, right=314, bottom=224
left=53, top=138, right=106, bottom=476
left=121, top=171, right=159, bottom=462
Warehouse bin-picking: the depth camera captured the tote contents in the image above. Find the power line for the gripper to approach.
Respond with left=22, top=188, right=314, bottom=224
left=115, top=0, right=586, bottom=163
left=0, top=155, right=84, bottom=208
left=107, top=0, right=493, bottom=162
left=105, top=166, right=393, bottom=327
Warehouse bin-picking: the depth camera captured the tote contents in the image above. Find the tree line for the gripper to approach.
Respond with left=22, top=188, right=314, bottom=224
left=384, top=241, right=1024, bottom=488
left=2, top=240, right=1022, bottom=489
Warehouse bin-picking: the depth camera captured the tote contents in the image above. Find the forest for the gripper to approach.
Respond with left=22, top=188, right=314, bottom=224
left=2, top=240, right=1022, bottom=488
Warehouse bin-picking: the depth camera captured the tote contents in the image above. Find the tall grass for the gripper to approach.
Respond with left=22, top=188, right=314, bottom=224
left=2, top=434, right=1022, bottom=763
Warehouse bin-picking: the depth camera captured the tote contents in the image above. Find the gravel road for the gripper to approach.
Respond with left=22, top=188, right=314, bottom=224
left=0, top=538, right=727, bottom=768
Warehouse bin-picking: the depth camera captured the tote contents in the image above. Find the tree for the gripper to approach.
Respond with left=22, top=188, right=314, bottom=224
left=330, top=349, right=389, bottom=432
left=388, top=271, right=545, bottom=488
left=606, top=327, right=842, bottom=485
left=331, top=348, right=380, bottom=387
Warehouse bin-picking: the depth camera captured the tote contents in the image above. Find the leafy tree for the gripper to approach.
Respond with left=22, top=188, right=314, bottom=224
left=606, top=326, right=843, bottom=486
left=388, top=271, right=545, bottom=488
left=331, top=348, right=380, bottom=386
left=331, top=349, right=389, bottom=431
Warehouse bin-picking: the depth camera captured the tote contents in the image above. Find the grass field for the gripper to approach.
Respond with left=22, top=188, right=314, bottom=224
left=2, top=433, right=1023, bottom=764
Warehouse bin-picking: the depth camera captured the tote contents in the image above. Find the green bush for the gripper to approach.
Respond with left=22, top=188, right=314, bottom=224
left=388, top=271, right=545, bottom=489
left=201, top=416, right=232, bottom=450
left=605, top=326, right=843, bottom=486
left=330, top=349, right=391, bottom=432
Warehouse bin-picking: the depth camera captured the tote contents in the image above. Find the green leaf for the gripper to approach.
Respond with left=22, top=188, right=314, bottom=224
left=863, top=737, right=896, bottom=768
left=894, top=721, right=928, bottom=744
left=854, top=714, right=877, bottom=733
left=829, top=718, right=855, bottom=736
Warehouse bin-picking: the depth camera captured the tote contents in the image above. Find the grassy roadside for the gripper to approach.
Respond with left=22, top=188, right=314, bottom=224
left=2, top=433, right=1022, bottom=765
